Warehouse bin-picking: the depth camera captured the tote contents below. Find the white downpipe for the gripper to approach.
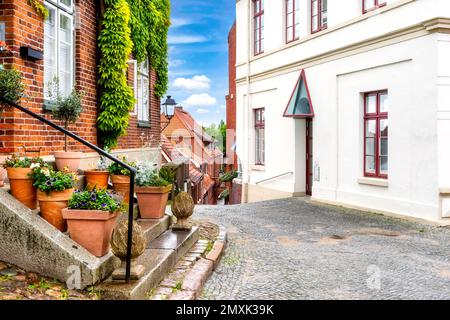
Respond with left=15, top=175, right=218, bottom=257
left=244, top=0, right=252, bottom=203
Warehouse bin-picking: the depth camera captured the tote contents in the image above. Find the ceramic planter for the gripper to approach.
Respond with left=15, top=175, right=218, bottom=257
left=85, top=170, right=109, bottom=190
left=6, top=167, right=37, bottom=209
left=111, top=175, right=131, bottom=203
left=62, top=208, right=119, bottom=257
left=37, top=188, right=74, bottom=232
left=54, top=151, right=83, bottom=173
left=135, top=185, right=172, bottom=219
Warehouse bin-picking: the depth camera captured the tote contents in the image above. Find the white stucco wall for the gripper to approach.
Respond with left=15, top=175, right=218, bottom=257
left=235, top=0, right=450, bottom=221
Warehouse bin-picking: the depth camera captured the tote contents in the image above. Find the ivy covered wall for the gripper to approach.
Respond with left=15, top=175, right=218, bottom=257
left=97, top=0, right=170, bottom=148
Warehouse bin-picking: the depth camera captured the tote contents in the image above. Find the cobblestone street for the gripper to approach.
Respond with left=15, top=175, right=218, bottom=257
left=196, top=198, right=450, bottom=300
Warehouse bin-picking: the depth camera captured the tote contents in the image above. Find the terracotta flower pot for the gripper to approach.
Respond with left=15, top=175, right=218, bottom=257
left=85, top=170, right=109, bottom=190
left=111, top=175, right=131, bottom=203
left=135, top=185, right=172, bottom=219
left=0, top=166, right=6, bottom=188
left=54, top=151, right=83, bottom=173
left=6, top=167, right=37, bottom=209
left=37, top=188, right=74, bottom=232
left=62, top=208, right=119, bottom=257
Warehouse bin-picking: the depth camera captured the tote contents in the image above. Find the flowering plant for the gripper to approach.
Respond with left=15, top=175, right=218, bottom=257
left=68, top=188, right=121, bottom=212
left=0, top=41, right=11, bottom=54
left=108, top=155, right=136, bottom=176
left=3, top=154, right=44, bottom=169
left=135, top=161, right=170, bottom=187
left=32, top=167, right=76, bottom=193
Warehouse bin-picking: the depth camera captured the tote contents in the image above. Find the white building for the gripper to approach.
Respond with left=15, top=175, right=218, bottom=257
left=234, top=0, right=450, bottom=222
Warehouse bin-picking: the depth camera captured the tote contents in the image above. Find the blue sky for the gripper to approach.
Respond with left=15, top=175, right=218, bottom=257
left=166, top=0, right=235, bottom=127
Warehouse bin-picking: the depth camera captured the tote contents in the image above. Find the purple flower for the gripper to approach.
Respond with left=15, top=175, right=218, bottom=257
left=46, top=180, right=52, bottom=186
left=81, top=202, right=87, bottom=207
left=101, top=203, right=107, bottom=208
left=91, top=194, right=97, bottom=201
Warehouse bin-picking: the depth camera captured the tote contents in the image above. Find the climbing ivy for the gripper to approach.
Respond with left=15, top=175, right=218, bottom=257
left=97, top=0, right=135, bottom=149
left=27, top=0, right=49, bottom=19
left=127, top=0, right=170, bottom=97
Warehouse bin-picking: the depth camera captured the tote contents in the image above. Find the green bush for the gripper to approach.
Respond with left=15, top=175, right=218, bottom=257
left=0, top=68, right=25, bottom=104
left=219, top=170, right=238, bottom=183
left=108, top=155, right=136, bottom=176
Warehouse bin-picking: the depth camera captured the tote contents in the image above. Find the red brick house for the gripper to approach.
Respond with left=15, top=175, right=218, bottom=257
left=225, top=22, right=237, bottom=171
left=161, top=107, right=222, bottom=204
left=0, top=1, right=161, bottom=162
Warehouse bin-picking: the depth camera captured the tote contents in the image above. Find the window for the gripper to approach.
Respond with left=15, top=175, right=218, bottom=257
left=364, top=91, right=388, bottom=179
left=363, top=0, right=387, bottom=13
left=44, top=0, right=74, bottom=100
left=253, top=0, right=264, bottom=55
left=136, top=60, right=150, bottom=123
left=286, top=0, right=300, bottom=43
left=311, top=0, right=327, bottom=34
left=255, top=108, right=265, bottom=165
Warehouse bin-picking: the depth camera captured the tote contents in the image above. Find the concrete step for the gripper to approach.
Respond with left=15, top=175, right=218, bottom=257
left=98, top=226, right=199, bottom=300
left=0, top=188, right=172, bottom=289
left=137, top=216, right=171, bottom=244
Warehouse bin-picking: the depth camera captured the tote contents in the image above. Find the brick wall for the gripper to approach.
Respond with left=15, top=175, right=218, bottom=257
left=226, top=22, right=237, bottom=170
left=0, top=1, right=161, bottom=156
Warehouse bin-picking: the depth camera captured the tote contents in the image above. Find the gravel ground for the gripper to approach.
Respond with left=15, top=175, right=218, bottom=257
left=196, top=198, right=450, bottom=300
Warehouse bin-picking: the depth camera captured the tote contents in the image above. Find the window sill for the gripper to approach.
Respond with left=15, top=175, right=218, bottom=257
left=251, top=165, right=265, bottom=172
left=138, top=121, right=151, bottom=128
left=43, top=100, right=57, bottom=112
left=439, top=188, right=450, bottom=195
left=358, top=177, right=389, bottom=188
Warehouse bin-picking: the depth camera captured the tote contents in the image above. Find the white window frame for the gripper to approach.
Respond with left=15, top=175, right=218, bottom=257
left=44, top=0, right=74, bottom=101
left=136, top=60, right=150, bottom=123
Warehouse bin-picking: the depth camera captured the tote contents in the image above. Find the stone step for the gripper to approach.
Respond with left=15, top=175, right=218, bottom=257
left=137, top=216, right=171, bottom=244
left=0, top=187, right=173, bottom=289
left=98, top=226, right=199, bottom=300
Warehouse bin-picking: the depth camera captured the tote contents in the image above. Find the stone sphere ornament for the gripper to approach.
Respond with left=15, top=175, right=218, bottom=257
left=171, top=192, right=195, bottom=231
left=110, top=219, right=147, bottom=280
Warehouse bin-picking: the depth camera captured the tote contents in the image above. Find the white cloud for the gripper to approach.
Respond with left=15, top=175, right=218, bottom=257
left=183, top=93, right=217, bottom=107
left=168, top=35, right=207, bottom=44
left=173, top=75, right=211, bottom=91
left=169, top=59, right=185, bottom=68
left=171, top=18, right=192, bottom=28
left=197, top=108, right=210, bottom=114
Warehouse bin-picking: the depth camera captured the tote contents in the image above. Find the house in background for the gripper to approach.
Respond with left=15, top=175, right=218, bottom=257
left=161, top=107, right=222, bottom=204
left=234, top=0, right=450, bottom=222
left=0, top=1, right=162, bottom=165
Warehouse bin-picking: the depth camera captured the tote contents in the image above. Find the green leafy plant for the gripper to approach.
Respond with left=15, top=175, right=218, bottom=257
left=47, top=77, right=84, bottom=152
left=108, top=155, right=136, bottom=176
left=27, top=0, right=49, bottom=18
left=97, top=0, right=135, bottom=149
left=32, top=167, right=76, bottom=193
left=68, top=188, right=121, bottom=212
left=0, top=68, right=25, bottom=105
left=218, top=188, right=230, bottom=200
left=135, top=161, right=170, bottom=187
left=219, top=170, right=238, bottom=183
left=3, top=154, right=44, bottom=169
left=127, top=0, right=170, bottom=97
left=159, top=165, right=176, bottom=184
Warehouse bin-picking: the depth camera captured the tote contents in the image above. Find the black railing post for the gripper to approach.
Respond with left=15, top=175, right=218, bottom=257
left=125, top=172, right=135, bottom=283
left=0, top=97, right=137, bottom=284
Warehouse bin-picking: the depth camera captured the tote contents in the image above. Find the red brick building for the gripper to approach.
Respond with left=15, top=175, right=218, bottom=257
left=161, top=107, right=222, bottom=204
left=0, top=1, right=161, bottom=158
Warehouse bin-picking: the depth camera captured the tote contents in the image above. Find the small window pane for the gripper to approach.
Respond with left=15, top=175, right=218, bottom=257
left=287, top=13, right=293, bottom=27
left=366, top=94, right=377, bottom=113
left=312, top=1, right=318, bottom=15
left=380, top=138, right=388, bottom=156
left=380, top=156, right=388, bottom=173
left=365, top=156, right=375, bottom=173
left=287, top=0, right=293, bottom=13
left=312, top=18, right=318, bottom=32
left=365, top=120, right=376, bottom=137
left=380, top=92, right=388, bottom=113
left=364, top=0, right=376, bottom=10
left=365, top=138, right=375, bottom=156
left=380, top=119, right=388, bottom=137
left=287, top=27, right=293, bottom=41
left=60, top=0, right=72, bottom=7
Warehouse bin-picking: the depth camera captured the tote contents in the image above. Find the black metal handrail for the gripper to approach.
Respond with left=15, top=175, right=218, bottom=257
left=0, top=96, right=136, bottom=283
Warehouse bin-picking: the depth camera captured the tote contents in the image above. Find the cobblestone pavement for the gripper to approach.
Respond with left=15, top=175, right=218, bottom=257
left=196, top=198, right=450, bottom=300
